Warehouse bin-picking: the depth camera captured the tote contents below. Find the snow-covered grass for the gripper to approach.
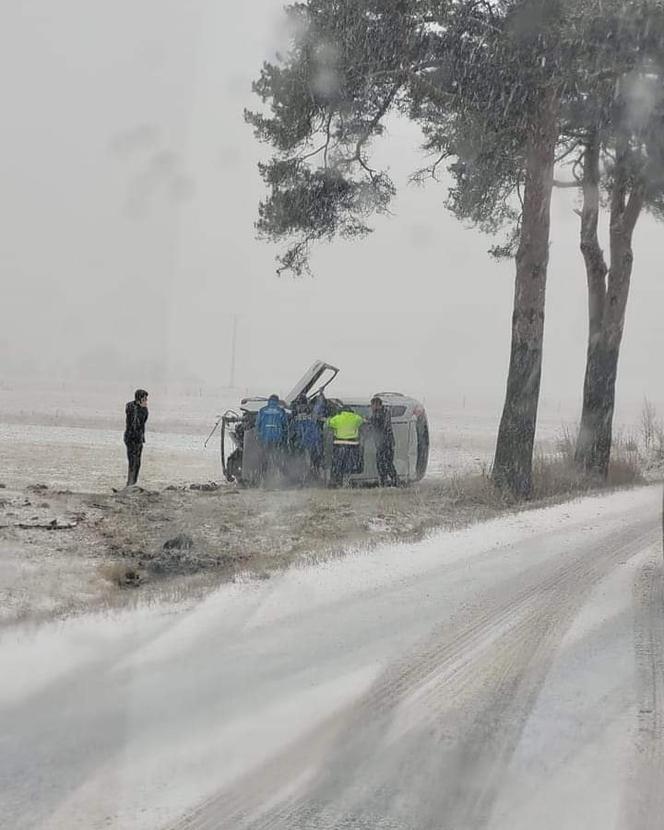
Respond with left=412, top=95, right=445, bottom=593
left=637, top=398, right=664, bottom=478
left=0, top=381, right=653, bottom=625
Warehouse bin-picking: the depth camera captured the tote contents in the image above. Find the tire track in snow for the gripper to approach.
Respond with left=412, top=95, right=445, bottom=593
left=621, top=558, right=664, bottom=830
left=430, top=535, right=635, bottom=830
left=258, top=524, right=658, bottom=830
left=168, top=519, right=658, bottom=830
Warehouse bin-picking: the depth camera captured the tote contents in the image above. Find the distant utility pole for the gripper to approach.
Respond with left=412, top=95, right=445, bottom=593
left=229, top=315, right=239, bottom=389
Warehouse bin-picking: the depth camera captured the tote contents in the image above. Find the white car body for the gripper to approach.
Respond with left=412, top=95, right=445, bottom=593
left=221, top=362, right=429, bottom=486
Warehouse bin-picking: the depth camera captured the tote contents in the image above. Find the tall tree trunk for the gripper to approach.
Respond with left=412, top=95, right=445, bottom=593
left=492, top=93, right=558, bottom=498
left=575, top=145, right=645, bottom=477
left=575, top=135, right=609, bottom=472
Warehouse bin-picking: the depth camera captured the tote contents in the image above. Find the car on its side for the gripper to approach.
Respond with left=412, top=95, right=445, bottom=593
left=219, top=361, right=429, bottom=487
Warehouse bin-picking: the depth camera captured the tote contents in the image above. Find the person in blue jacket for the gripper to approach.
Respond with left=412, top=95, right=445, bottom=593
left=256, top=394, right=289, bottom=482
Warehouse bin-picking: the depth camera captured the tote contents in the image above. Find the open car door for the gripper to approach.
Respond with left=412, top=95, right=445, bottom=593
left=285, top=361, right=340, bottom=404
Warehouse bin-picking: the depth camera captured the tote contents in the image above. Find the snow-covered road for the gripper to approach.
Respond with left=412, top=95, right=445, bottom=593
left=1, top=486, right=662, bottom=830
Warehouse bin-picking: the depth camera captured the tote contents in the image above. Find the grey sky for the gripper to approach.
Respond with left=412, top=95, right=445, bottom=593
left=1, top=0, right=662, bottom=417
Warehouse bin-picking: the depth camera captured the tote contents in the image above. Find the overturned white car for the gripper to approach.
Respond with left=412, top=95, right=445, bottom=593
left=218, top=361, right=429, bottom=487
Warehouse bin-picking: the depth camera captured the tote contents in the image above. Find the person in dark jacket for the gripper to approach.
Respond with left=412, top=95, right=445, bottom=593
left=370, top=396, right=398, bottom=486
left=312, top=391, right=330, bottom=420
left=124, top=389, right=149, bottom=486
left=289, top=395, right=323, bottom=482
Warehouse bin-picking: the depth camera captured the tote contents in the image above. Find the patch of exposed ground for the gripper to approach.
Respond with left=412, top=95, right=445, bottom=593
left=0, top=453, right=650, bottom=627
left=0, top=479, right=504, bottom=625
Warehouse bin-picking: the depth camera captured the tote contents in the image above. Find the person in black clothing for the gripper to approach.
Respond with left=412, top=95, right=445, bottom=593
left=370, top=396, right=398, bottom=487
left=124, top=389, right=149, bottom=486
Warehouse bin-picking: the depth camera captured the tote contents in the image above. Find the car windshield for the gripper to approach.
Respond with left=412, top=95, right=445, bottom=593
left=3, top=4, right=664, bottom=830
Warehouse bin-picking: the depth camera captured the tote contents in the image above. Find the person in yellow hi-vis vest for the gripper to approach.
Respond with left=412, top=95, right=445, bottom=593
left=325, top=406, right=365, bottom=487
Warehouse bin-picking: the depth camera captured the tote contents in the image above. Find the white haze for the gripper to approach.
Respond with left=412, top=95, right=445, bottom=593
left=1, top=0, right=662, bottom=419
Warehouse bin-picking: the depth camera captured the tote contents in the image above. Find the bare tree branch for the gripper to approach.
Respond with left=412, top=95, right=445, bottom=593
left=555, top=139, right=583, bottom=163
left=323, top=112, right=333, bottom=169
left=411, top=152, right=448, bottom=183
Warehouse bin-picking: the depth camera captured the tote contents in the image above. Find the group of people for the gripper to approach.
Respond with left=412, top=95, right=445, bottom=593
left=122, top=387, right=398, bottom=489
left=255, top=392, right=398, bottom=488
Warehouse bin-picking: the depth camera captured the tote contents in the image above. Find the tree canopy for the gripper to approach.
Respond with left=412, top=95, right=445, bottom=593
left=247, top=0, right=664, bottom=274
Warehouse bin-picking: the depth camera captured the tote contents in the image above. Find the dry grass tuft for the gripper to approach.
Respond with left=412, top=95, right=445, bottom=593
left=99, top=561, right=143, bottom=587
left=431, top=427, right=644, bottom=510
left=438, top=468, right=517, bottom=511
left=537, top=426, right=643, bottom=499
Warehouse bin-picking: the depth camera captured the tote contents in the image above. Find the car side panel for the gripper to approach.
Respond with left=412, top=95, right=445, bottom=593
left=241, top=429, right=263, bottom=486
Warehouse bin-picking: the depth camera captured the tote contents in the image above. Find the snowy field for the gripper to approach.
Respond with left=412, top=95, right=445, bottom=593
left=1, top=379, right=611, bottom=628
left=0, top=379, right=652, bottom=627
left=0, top=380, right=602, bottom=493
